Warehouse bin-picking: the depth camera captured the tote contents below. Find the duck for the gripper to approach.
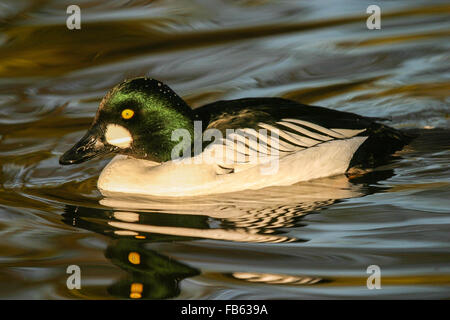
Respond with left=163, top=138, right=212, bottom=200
left=59, top=77, right=413, bottom=197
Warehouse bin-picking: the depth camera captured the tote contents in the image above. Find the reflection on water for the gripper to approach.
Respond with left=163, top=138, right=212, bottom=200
left=61, top=171, right=391, bottom=299
left=0, top=0, right=449, bottom=299
left=105, top=240, right=199, bottom=299
left=98, top=174, right=376, bottom=244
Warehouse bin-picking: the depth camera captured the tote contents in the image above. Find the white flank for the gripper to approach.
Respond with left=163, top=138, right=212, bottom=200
left=98, top=136, right=368, bottom=197
left=105, top=124, right=133, bottom=148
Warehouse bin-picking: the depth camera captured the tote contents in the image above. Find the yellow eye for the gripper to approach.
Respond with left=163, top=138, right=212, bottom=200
left=121, top=109, right=134, bottom=120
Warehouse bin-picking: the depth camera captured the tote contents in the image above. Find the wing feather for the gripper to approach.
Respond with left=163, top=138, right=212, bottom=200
left=194, top=97, right=375, bottom=174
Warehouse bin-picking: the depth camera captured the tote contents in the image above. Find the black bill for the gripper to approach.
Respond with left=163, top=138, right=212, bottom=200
left=59, top=127, right=117, bottom=165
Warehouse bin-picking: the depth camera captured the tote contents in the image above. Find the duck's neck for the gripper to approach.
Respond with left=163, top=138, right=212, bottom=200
left=135, top=100, right=196, bottom=163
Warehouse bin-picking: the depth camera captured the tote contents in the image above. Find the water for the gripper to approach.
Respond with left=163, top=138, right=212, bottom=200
left=0, top=0, right=449, bottom=299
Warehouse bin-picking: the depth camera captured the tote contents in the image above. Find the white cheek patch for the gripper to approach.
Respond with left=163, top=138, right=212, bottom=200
left=105, top=124, right=133, bottom=148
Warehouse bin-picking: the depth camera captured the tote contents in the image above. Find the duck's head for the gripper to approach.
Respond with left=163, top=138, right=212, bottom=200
left=59, top=77, right=195, bottom=165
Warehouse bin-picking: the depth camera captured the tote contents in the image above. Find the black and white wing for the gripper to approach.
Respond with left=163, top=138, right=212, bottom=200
left=194, top=98, right=377, bottom=173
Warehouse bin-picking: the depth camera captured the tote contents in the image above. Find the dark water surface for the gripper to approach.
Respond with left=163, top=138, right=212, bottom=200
left=0, top=0, right=449, bottom=299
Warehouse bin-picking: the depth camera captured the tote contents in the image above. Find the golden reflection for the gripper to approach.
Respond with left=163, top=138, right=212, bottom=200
left=2, top=3, right=448, bottom=78
left=282, top=75, right=386, bottom=104
left=129, top=283, right=143, bottom=299
left=101, top=239, right=200, bottom=299
left=128, top=252, right=141, bottom=265
left=114, top=212, right=140, bottom=223
left=114, top=230, right=138, bottom=236
left=347, top=82, right=450, bottom=102
left=338, top=30, right=450, bottom=48
left=109, top=220, right=296, bottom=243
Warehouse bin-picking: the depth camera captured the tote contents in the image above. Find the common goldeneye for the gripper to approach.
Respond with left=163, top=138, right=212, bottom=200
left=59, top=77, right=413, bottom=196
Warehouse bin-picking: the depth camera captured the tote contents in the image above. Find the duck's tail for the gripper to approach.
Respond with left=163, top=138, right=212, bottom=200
left=348, top=121, right=417, bottom=170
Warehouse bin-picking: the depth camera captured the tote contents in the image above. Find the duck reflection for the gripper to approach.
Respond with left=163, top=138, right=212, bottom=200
left=97, top=173, right=388, bottom=243
left=105, top=239, right=199, bottom=299
left=62, top=170, right=394, bottom=299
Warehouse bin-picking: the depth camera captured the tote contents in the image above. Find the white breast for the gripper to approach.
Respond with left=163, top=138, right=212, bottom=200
left=97, top=136, right=367, bottom=197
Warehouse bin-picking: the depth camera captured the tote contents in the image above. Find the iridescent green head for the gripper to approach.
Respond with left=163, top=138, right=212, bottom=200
left=59, top=77, right=195, bottom=165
